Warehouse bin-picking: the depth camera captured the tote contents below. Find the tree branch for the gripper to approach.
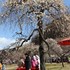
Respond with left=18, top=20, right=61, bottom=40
left=16, top=28, right=38, bottom=49
left=39, top=29, right=62, bottom=57
left=39, top=31, right=65, bottom=67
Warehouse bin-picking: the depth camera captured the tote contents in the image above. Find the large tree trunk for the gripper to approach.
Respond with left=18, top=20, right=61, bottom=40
left=39, top=44, right=46, bottom=70
left=38, top=17, right=46, bottom=70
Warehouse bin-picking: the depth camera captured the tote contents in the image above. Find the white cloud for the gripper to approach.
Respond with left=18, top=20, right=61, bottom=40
left=23, top=40, right=31, bottom=45
left=0, top=37, right=15, bottom=50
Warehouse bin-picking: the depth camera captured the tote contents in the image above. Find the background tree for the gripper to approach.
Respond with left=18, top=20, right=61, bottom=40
left=0, top=0, right=70, bottom=70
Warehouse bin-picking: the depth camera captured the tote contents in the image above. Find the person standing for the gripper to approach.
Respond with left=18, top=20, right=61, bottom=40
left=2, top=63, right=5, bottom=70
left=34, top=51, right=40, bottom=70
left=1, top=60, right=6, bottom=70
left=25, top=51, right=31, bottom=70
left=0, top=62, right=2, bottom=70
left=35, top=55, right=40, bottom=70
left=31, top=55, right=37, bottom=68
left=16, top=61, right=25, bottom=70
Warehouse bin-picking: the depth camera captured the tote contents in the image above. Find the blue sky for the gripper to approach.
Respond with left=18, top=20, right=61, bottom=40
left=0, top=0, right=70, bottom=50
left=64, top=0, right=70, bottom=6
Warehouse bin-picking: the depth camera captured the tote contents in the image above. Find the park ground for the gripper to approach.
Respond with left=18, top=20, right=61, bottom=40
left=6, top=63, right=70, bottom=70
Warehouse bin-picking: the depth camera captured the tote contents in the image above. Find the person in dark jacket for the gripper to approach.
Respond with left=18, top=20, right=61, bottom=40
left=25, top=51, right=31, bottom=70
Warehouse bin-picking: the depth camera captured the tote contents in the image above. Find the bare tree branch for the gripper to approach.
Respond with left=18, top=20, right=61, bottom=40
left=15, top=28, right=38, bottom=49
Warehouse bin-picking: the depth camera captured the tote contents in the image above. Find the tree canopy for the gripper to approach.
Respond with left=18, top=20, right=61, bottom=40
left=0, top=0, right=70, bottom=70
left=0, top=0, right=70, bottom=40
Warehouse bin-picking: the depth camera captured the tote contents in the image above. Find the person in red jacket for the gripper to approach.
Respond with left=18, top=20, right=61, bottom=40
left=16, top=67, right=25, bottom=70
left=16, top=61, right=25, bottom=70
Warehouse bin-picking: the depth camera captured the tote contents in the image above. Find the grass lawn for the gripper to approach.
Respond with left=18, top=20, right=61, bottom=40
left=6, top=63, right=70, bottom=70
left=6, top=64, right=17, bottom=70
left=46, top=63, right=70, bottom=70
